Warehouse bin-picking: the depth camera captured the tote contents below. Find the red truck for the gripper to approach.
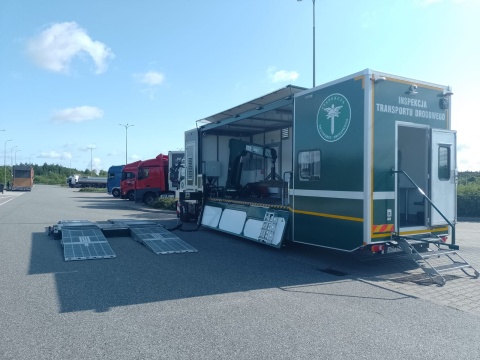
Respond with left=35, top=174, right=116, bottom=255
left=134, top=151, right=185, bottom=205
left=134, top=154, right=169, bottom=204
left=120, top=160, right=141, bottom=201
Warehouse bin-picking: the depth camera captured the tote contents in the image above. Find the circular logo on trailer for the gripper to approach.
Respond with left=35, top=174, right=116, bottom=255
left=317, top=93, right=351, bottom=142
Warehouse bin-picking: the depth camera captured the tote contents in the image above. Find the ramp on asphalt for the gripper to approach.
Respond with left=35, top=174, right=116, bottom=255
left=58, top=220, right=116, bottom=261
left=109, top=219, right=198, bottom=255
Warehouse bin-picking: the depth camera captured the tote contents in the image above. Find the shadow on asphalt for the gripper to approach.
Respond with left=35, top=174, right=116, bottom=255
left=27, top=221, right=425, bottom=313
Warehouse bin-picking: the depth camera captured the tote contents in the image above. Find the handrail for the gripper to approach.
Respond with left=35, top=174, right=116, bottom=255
left=282, top=171, right=292, bottom=206
left=391, top=169, right=456, bottom=248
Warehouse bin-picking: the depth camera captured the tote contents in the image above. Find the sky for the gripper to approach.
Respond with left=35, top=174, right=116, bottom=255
left=1, top=0, right=480, bottom=173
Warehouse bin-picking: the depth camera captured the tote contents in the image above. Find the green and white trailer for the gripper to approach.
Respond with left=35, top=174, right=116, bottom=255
left=178, top=68, right=458, bottom=253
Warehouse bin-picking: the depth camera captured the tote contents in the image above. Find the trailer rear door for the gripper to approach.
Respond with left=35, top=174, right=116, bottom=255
left=430, top=129, right=456, bottom=226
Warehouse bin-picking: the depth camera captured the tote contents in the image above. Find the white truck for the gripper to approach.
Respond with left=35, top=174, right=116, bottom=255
left=67, top=175, right=107, bottom=188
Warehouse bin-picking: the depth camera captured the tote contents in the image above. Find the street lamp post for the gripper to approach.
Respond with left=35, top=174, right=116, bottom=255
left=87, top=146, right=96, bottom=175
left=15, top=150, right=21, bottom=165
left=119, top=123, right=134, bottom=165
left=297, top=0, right=316, bottom=87
left=4, top=139, right=12, bottom=186
left=10, top=145, right=18, bottom=167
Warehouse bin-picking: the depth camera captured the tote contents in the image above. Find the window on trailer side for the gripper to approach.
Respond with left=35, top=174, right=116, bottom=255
left=438, top=146, right=450, bottom=181
left=298, top=150, right=321, bottom=181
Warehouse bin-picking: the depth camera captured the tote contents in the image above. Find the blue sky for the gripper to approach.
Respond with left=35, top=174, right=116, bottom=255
left=1, top=0, right=479, bottom=173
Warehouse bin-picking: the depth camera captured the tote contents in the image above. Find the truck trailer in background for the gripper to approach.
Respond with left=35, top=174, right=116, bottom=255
left=12, top=165, right=34, bottom=191
left=107, top=165, right=124, bottom=197
left=67, top=175, right=107, bottom=188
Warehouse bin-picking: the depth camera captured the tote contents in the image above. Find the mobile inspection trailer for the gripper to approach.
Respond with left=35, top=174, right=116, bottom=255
left=178, top=69, right=459, bottom=253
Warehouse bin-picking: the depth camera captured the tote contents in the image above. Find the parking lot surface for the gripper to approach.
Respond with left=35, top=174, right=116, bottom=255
left=1, top=185, right=479, bottom=360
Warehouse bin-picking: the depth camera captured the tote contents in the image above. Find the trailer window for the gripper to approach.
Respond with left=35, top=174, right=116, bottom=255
left=14, top=170, right=31, bottom=178
left=438, top=146, right=450, bottom=181
left=298, top=150, right=321, bottom=181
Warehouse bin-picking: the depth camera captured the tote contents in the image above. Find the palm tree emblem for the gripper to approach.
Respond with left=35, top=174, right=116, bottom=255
left=324, top=104, right=343, bottom=134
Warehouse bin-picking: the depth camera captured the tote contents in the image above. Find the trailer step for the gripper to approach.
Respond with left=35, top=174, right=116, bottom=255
left=411, top=249, right=457, bottom=260
left=395, top=237, right=479, bottom=286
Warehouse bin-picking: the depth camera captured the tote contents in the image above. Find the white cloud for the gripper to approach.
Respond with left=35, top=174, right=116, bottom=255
left=414, top=0, right=476, bottom=5
left=415, top=0, right=443, bottom=6
left=27, top=22, right=114, bottom=74
left=133, top=71, right=165, bottom=85
left=52, top=106, right=104, bottom=123
left=267, top=66, right=299, bottom=83
left=39, top=151, right=72, bottom=160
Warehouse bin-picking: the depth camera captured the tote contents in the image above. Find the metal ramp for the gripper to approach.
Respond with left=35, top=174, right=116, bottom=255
left=58, top=220, right=116, bottom=261
left=395, top=236, right=480, bottom=286
left=109, top=219, right=197, bottom=255
left=258, top=211, right=278, bottom=244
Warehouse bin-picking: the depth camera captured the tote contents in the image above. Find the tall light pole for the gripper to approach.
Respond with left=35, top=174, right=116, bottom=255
left=15, top=150, right=21, bottom=165
left=4, top=139, right=12, bottom=186
left=11, top=145, right=18, bottom=167
left=87, top=146, right=96, bottom=175
left=119, top=123, right=133, bottom=165
left=297, top=0, right=316, bottom=87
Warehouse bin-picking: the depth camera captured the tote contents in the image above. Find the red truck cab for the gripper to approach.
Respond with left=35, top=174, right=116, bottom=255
left=134, top=154, right=170, bottom=204
left=120, top=160, right=141, bottom=200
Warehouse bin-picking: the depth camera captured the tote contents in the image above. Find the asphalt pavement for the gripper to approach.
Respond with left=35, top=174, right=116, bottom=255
left=0, top=185, right=479, bottom=360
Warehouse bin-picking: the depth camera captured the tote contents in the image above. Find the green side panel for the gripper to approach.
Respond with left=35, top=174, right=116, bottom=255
left=294, top=213, right=363, bottom=251
left=293, top=76, right=365, bottom=250
left=371, top=199, right=396, bottom=242
left=294, top=197, right=363, bottom=219
left=373, top=199, right=395, bottom=225
left=294, top=77, right=365, bottom=191
left=372, top=80, right=450, bottom=193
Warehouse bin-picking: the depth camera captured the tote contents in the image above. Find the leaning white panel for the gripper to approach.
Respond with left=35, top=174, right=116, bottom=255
left=201, top=205, right=223, bottom=228
left=218, top=209, right=247, bottom=234
left=244, top=217, right=286, bottom=246
left=271, top=217, right=286, bottom=246
left=243, top=219, right=263, bottom=240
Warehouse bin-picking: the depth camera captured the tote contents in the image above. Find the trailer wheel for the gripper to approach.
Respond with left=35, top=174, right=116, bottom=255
left=112, top=188, right=121, bottom=198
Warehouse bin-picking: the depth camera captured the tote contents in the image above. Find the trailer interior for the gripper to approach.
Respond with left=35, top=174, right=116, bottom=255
left=193, top=85, right=306, bottom=207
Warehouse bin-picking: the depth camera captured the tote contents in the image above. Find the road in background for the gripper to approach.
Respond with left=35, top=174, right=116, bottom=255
left=0, top=185, right=479, bottom=360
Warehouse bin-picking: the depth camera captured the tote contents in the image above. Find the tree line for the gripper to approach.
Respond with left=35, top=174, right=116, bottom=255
left=0, top=163, right=107, bottom=186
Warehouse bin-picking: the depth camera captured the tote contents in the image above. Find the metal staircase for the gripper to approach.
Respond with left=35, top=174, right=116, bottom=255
left=391, top=169, right=479, bottom=285
left=394, top=236, right=479, bottom=286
